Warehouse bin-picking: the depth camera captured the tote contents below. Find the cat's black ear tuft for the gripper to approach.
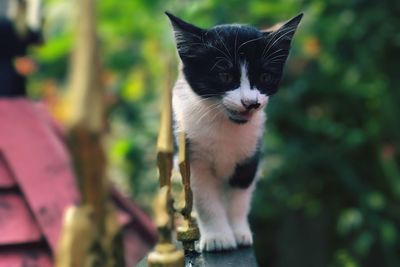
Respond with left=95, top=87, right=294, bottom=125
left=165, top=12, right=203, bottom=36
left=165, top=12, right=205, bottom=59
left=283, top=13, right=303, bottom=31
left=270, top=13, right=303, bottom=41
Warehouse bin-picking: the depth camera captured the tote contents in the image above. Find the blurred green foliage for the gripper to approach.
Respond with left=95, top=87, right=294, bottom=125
left=30, top=0, right=400, bottom=266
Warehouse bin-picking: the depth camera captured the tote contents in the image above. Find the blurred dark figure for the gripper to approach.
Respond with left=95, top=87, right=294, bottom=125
left=0, top=0, right=42, bottom=97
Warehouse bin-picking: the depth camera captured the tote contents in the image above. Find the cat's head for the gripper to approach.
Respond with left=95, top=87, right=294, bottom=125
left=166, top=12, right=303, bottom=124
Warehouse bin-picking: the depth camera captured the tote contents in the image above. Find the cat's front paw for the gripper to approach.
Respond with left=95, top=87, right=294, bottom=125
left=200, top=230, right=237, bottom=252
left=233, top=224, right=253, bottom=247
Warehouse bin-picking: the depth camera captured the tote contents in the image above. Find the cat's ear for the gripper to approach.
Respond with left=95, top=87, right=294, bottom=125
left=263, top=13, right=303, bottom=49
left=165, top=12, right=204, bottom=58
left=261, top=22, right=284, bottom=34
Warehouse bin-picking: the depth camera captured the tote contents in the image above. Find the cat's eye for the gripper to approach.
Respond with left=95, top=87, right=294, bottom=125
left=260, top=72, right=273, bottom=83
left=218, top=72, right=233, bottom=83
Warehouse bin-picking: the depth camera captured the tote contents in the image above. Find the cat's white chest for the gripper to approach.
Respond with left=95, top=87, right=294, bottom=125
left=197, top=120, right=262, bottom=179
left=173, top=80, right=265, bottom=180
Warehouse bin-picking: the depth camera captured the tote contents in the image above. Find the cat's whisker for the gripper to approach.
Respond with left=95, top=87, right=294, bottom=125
left=210, top=45, right=233, bottom=65
left=187, top=105, right=217, bottom=124
left=178, top=96, right=216, bottom=107
left=209, top=108, right=224, bottom=123
left=215, top=57, right=234, bottom=69
left=184, top=42, right=232, bottom=64
left=191, top=99, right=217, bottom=109
left=261, top=30, right=279, bottom=58
left=261, top=25, right=296, bottom=58
left=236, top=36, right=264, bottom=54
left=215, top=29, right=233, bottom=59
left=268, top=59, right=287, bottom=64
left=267, top=55, right=288, bottom=61
left=211, top=58, right=228, bottom=71
left=263, top=27, right=296, bottom=57
left=263, top=48, right=284, bottom=61
left=264, top=54, right=286, bottom=63
left=179, top=96, right=220, bottom=114
left=265, top=55, right=288, bottom=64
left=234, top=28, right=239, bottom=64
left=195, top=103, right=223, bottom=124
left=181, top=99, right=215, bottom=113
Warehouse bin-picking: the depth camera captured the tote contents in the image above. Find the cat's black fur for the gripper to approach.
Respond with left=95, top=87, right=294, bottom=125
left=229, top=149, right=260, bottom=188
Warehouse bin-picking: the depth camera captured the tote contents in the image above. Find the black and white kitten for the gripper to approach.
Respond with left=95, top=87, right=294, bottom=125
left=166, top=12, right=303, bottom=252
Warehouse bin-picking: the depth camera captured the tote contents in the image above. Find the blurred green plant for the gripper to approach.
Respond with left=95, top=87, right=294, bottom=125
left=29, top=0, right=399, bottom=266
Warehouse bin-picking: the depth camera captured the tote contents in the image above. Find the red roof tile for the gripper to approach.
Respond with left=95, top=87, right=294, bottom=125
left=0, top=98, right=80, bottom=253
left=0, top=193, right=42, bottom=244
left=0, top=153, right=16, bottom=188
left=0, top=98, right=156, bottom=266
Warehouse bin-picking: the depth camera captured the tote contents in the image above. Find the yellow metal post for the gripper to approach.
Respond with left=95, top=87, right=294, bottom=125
left=55, top=0, right=122, bottom=266
left=148, top=187, right=184, bottom=267
left=156, top=64, right=174, bottom=188
left=148, top=65, right=184, bottom=267
left=176, top=129, right=200, bottom=251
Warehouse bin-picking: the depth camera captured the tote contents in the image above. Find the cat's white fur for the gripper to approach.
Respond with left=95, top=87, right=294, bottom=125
left=173, top=63, right=268, bottom=251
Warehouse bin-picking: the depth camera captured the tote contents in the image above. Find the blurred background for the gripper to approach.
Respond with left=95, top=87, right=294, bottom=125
left=23, top=0, right=400, bottom=266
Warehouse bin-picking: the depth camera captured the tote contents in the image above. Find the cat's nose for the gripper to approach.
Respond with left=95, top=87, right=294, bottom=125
left=241, top=99, right=260, bottom=110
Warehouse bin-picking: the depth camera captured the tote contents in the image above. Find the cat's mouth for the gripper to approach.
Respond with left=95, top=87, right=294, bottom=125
left=225, top=108, right=254, bottom=124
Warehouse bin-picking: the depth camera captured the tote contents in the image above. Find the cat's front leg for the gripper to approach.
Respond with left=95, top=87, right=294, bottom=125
left=226, top=152, right=259, bottom=247
left=227, top=186, right=255, bottom=247
left=191, top=161, right=237, bottom=252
